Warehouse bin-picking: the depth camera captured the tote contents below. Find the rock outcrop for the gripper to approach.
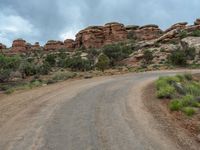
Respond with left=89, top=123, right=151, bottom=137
left=64, top=39, right=75, bottom=51
left=126, top=24, right=163, bottom=41
left=44, top=40, right=65, bottom=51
left=75, top=22, right=128, bottom=49
left=103, top=22, right=128, bottom=45
left=194, top=18, right=200, bottom=25
left=31, top=42, right=41, bottom=50
left=11, top=39, right=27, bottom=52
left=0, top=43, right=6, bottom=49
left=75, top=26, right=104, bottom=49
left=165, top=22, right=188, bottom=33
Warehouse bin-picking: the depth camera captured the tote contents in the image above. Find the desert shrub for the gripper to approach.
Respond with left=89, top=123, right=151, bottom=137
left=184, top=73, right=193, bottom=81
left=103, top=43, right=132, bottom=66
left=182, top=107, right=196, bottom=116
left=19, top=61, right=37, bottom=76
left=156, top=84, right=175, bottom=98
left=191, top=30, right=200, bottom=37
left=185, top=82, right=200, bottom=96
left=155, top=77, right=169, bottom=90
left=45, top=54, right=56, bottom=66
left=169, top=100, right=183, bottom=111
left=168, top=50, right=187, bottom=66
left=179, top=30, right=188, bottom=39
left=5, top=88, right=15, bottom=94
left=143, top=50, right=153, bottom=64
left=52, top=72, right=76, bottom=81
left=67, top=56, right=92, bottom=71
left=0, top=55, right=21, bottom=82
left=38, top=62, right=51, bottom=75
left=185, top=47, right=196, bottom=60
left=96, top=54, right=110, bottom=72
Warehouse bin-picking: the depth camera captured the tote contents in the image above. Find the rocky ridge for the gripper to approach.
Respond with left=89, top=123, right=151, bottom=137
left=0, top=19, right=200, bottom=57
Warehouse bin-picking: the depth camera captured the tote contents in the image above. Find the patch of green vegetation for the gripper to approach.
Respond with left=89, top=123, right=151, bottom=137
left=169, top=99, right=183, bottom=111
left=156, top=73, right=200, bottom=117
left=191, top=30, right=200, bottom=37
left=156, top=85, right=175, bottom=98
left=179, top=30, right=188, bottom=39
left=143, top=50, right=153, bottom=64
left=182, top=107, right=196, bottom=116
left=52, top=71, right=76, bottom=82
left=96, top=54, right=110, bottom=72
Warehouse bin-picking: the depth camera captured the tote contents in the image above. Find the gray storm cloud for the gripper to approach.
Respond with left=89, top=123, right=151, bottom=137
left=0, top=0, right=199, bottom=46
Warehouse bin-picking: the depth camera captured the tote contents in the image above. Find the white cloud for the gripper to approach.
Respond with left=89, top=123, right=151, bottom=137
left=0, top=12, right=39, bottom=46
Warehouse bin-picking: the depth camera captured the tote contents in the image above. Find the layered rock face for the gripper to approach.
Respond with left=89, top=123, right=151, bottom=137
left=11, top=39, right=27, bottom=52
left=103, top=22, right=128, bottom=45
left=44, top=40, right=65, bottom=51
left=75, top=22, right=128, bottom=49
left=75, top=26, right=104, bottom=49
left=64, top=39, right=75, bottom=51
left=126, top=24, right=162, bottom=41
left=31, top=42, right=41, bottom=50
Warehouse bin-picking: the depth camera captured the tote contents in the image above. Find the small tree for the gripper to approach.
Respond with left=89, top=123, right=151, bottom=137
left=96, top=54, right=110, bottom=72
left=168, top=50, right=187, bottom=66
left=143, top=50, right=153, bottom=64
left=45, top=54, right=56, bottom=66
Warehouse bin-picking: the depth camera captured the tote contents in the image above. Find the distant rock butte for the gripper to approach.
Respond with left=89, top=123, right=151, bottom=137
left=2, top=18, right=200, bottom=53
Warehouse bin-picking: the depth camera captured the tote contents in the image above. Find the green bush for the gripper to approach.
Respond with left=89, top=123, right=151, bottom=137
left=184, top=73, right=193, bottom=81
left=45, top=54, right=56, bottom=66
left=156, top=85, right=175, bottom=98
left=168, top=50, right=187, bottom=66
left=0, top=54, right=21, bottom=82
left=185, top=82, right=200, bottom=96
left=96, top=54, right=110, bottom=71
left=19, top=61, right=37, bottom=76
left=143, top=50, right=153, bottom=64
left=179, top=30, right=188, bottom=39
left=67, top=56, right=92, bottom=71
left=182, top=107, right=196, bottom=116
left=191, top=30, right=200, bottom=37
left=52, top=72, right=76, bottom=81
left=169, top=100, right=183, bottom=111
left=103, top=43, right=132, bottom=66
left=185, top=47, right=196, bottom=60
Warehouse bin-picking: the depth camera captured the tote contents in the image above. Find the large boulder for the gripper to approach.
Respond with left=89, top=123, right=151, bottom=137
left=11, top=38, right=27, bottom=52
left=44, top=40, right=65, bottom=51
left=194, top=18, right=200, bottom=25
left=181, top=37, right=200, bottom=53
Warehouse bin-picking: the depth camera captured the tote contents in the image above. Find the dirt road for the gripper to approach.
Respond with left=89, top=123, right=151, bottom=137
left=0, top=70, right=199, bottom=150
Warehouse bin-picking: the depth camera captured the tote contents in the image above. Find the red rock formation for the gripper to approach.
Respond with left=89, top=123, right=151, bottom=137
left=0, top=43, right=6, bottom=49
left=64, top=39, right=75, bottom=51
left=134, top=24, right=163, bottom=41
left=165, top=22, right=188, bottom=33
left=75, top=26, right=104, bottom=49
left=75, top=22, right=128, bottom=49
left=103, top=22, right=128, bottom=45
left=31, top=42, right=41, bottom=50
left=44, top=40, right=65, bottom=51
left=11, top=39, right=27, bottom=52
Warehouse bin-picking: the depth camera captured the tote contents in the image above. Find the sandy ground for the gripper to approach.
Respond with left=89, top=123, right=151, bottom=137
left=0, top=70, right=199, bottom=150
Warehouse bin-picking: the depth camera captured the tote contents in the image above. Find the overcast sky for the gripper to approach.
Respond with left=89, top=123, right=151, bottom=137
left=0, top=0, right=199, bottom=46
